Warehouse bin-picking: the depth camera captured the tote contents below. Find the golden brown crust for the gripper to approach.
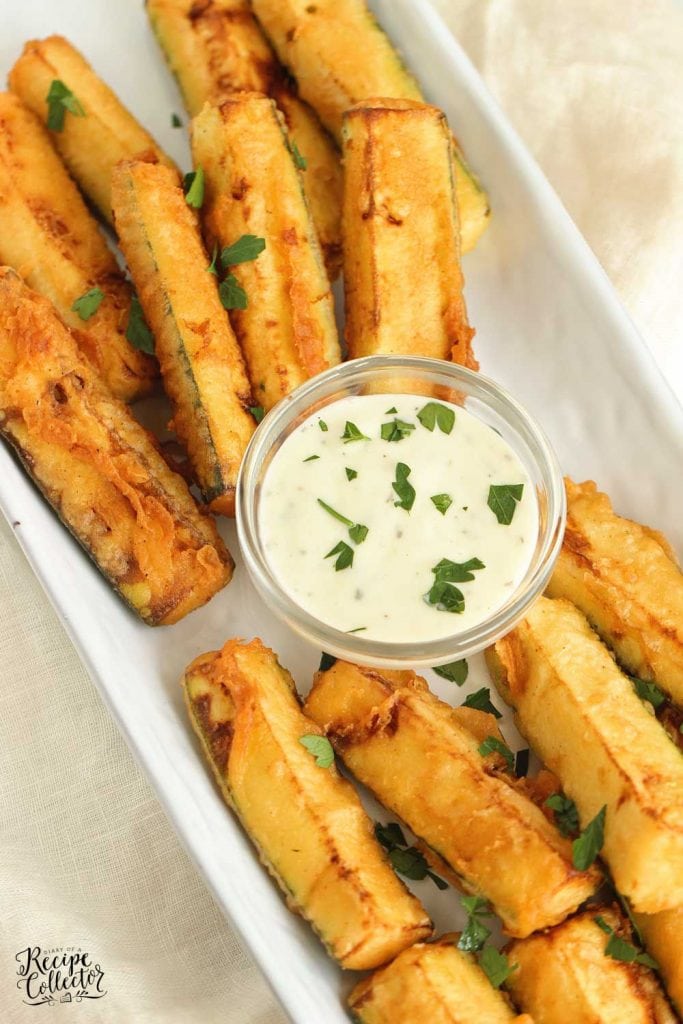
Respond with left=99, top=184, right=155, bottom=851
left=111, top=158, right=255, bottom=516
left=490, top=596, right=683, bottom=913
left=342, top=98, right=476, bottom=370
left=304, top=660, right=599, bottom=937
left=547, top=477, right=683, bottom=707
left=0, top=92, right=156, bottom=401
left=506, top=908, right=677, bottom=1024
left=0, top=268, right=232, bottom=624
left=146, top=0, right=342, bottom=276
left=183, top=638, right=432, bottom=970
left=191, top=94, right=340, bottom=411
left=8, top=34, right=174, bottom=222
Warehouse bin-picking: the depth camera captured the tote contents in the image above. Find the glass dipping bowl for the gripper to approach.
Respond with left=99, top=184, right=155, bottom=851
left=236, top=355, right=566, bottom=669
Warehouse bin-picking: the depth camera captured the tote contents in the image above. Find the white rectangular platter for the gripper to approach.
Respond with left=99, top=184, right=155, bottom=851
left=1, top=2, right=682, bottom=1021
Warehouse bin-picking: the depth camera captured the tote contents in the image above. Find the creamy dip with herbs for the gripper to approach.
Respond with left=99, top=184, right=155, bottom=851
left=259, top=394, right=538, bottom=643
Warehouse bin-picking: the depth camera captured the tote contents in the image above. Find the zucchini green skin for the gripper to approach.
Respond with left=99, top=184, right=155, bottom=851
left=0, top=268, right=233, bottom=625
left=183, top=639, right=433, bottom=970
left=111, top=159, right=255, bottom=516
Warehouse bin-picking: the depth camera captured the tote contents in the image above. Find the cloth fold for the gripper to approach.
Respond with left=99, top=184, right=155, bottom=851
left=1, top=2, right=681, bottom=1021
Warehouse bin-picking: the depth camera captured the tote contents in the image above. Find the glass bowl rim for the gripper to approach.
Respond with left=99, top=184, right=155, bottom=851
left=236, top=354, right=566, bottom=669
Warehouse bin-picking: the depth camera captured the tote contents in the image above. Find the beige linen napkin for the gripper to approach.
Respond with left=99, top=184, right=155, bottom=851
left=1, top=2, right=681, bottom=1021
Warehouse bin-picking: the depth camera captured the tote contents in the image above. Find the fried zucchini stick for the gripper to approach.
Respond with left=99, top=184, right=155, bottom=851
left=250, top=0, right=489, bottom=252
left=0, top=92, right=156, bottom=402
left=349, top=934, right=530, bottom=1024
left=183, top=638, right=432, bottom=969
left=547, top=478, right=683, bottom=707
left=303, top=661, right=599, bottom=937
left=343, top=99, right=476, bottom=369
left=635, top=906, right=683, bottom=1014
left=146, top=0, right=342, bottom=276
left=112, top=159, right=254, bottom=516
left=488, top=596, right=683, bottom=913
left=9, top=35, right=174, bottom=223
left=0, top=269, right=232, bottom=624
left=505, top=908, right=677, bottom=1024
left=192, top=95, right=340, bottom=411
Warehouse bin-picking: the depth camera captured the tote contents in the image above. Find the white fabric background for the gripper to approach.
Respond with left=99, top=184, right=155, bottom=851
left=1, top=2, right=681, bottom=1021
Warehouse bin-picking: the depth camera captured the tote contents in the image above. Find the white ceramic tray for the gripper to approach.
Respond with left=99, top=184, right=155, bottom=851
left=2, top=2, right=682, bottom=1021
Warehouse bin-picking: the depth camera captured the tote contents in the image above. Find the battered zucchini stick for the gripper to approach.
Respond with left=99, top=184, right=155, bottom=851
left=183, top=638, right=432, bottom=969
left=111, top=159, right=254, bottom=516
left=0, top=269, right=232, bottom=625
left=343, top=99, right=476, bottom=369
left=635, top=906, right=683, bottom=1014
left=487, top=597, right=683, bottom=913
left=192, top=95, right=341, bottom=411
left=303, top=661, right=599, bottom=938
left=0, top=92, right=156, bottom=403
left=505, top=908, right=677, bottom=1024
left=250, top=0, right=489, bottom=252
left=348, top=934, right=530, bottom=1024
left=9, top=35, right=174, bottom=223
left=547, top=478, right=683, bottom=707
left=146, top=0, right=342, bottom=275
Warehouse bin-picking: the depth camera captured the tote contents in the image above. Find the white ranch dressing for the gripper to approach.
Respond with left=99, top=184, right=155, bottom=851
left=259, top=394, right=538, bottom=643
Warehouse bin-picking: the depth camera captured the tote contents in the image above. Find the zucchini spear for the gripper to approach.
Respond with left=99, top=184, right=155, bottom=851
left=303, top=660, right=599, bottom=937
left=0, top=268, right=233, bottom=625
left=342, top=98, right=476, bottom=369
left=488, top=596, right=683, bottom=913
left=146, top=0, right=342, bottom=276
left=111, top=158, right=255, bottom=516
left=9, top=35, right=175, bottom=223
left=251, top=0, right=489, bottom=252
left=183, top=638, right=432, bottom=969
left=0, top=92, right=156, bottom=402
left=191, top=94, right=341, bottom=411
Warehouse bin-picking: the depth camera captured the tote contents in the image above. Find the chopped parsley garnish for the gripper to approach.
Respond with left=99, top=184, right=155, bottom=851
left=392, top=462, right=415, bottom=511
left=457, top=896, right=493, bottom=952
left=290, top=141, right=307, bottom=170
left=125, top=294, right=154, bottom=353
left=430, top=493, right=452, bottom=515
left=341, top=421, right=370, bottom=443
left=345, top=467, right=358, bottom=481
left=488, top=483, right=524, bottom=525
left=183, top=165, right=205, bottom=208
left=594, top=916, right=658, bottom=969
left=71, top=287, right=104, bottom=321
left=299, top=734, right=334, bottom=768
left=46, top=79, right=85, bottom=131
left=375, top=821, right=447, bottom=890
left=221, top=234, right=266, bottom=266
left=417, top=402, right=455, bottom=434
left=347, top=626, right=367, bottom=633
left=425, top=557, right=485, bottom=613
left=462, top=687, right=502, bottom=719
left=249, top=405, right=265, bottom=423
left=317, top=499, right=368, bottom=544
left=630, top=676, right=666, bottom=710
left=515, top=748, right=530, bottom=777
left=380, top=418, right=415, bottom=442
left=478, top=947, right=517, bottom=989
left=325, top=540, right=354, bottom=571
left=171, top=112, right=182, bottom=127
left=433, top=659, right=469, bottom=685
left=572, top=805, right=607, bottom=870
left=545, top=793, right=580, bottom=837
left=319, top=420, right=328, bottom=431
left=478, top=735, right=514, bottom=770
left=385, top=406, right=397, bottom=414
left=303, top=454, right=319, bottom=462
left=219, top=274, right=248, bottom=310
left=206, top=243, right=219, bottom=275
